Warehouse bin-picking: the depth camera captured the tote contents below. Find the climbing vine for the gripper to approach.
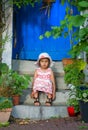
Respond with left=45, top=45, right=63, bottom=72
left=39, top=0, right=88, bottom=58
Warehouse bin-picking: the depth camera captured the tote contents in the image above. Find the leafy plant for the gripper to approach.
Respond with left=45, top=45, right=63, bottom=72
left=67, top=97, right=80, bottom=113
left=0, top=97, right=13, bottom=110
left=0, top=63, right=31, bottom=97
left=64, top=59, right=86, bottom=86
left=40, top=0, right=88, bottom=59
left=0, top=63, right=13, bottom=97
left=76, top=85, right=88, bottom=102
left=10, top=71, right=31, bottom=95
left=10, top=0, right=40, bottom=8
left=0, top=122, right=10, bottom=127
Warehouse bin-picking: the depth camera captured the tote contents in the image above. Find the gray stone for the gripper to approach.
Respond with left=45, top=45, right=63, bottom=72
left=11, top=105, right=68, bottom=120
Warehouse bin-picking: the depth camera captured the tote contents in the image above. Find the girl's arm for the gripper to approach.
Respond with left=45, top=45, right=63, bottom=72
left=32, top=69, right=37, bottom=88
left=51, top=70, right=56, bottom=100
left=31, top=70, right=37, bottom=98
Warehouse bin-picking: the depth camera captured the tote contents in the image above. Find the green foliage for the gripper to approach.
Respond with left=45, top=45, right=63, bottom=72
left=67, top=98, right=80, bottom=113
left=0, top=63, right=13, bottom=97
left=40, top=0, right=88, bottom=58
left=0, top=122, right=10, bottom=127
left=78, top=1, right=88, bottom=8
left=69, top=15, right=85, bottom=27
left=0, top=97, right=13, bottom=110
left=64, top=59, right=86, bottom=86
left=76, top=86, right=88, bottom=102
left=10, top=0, right=40, bottom=8
left=0, top=63, right=31, bottom=96
left=10, top=71, right=31, bottom=95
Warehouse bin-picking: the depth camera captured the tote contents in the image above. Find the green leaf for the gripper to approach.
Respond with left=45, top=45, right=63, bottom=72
left=69, top=15, right=85, bottom=27
left=79, top=28, right=88, bottom=39
left=39, top=35, right=44, bottom=40
left=78, top=1, right=88, bottom=7
left=82, top=13, right=88, bottom=18
left=61, top=0, right=65, bottom=5
left=44, top=31, right=51, bottom=38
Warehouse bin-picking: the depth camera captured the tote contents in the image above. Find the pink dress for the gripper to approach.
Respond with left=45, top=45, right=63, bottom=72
left=33, top=68, right=53, bottom=94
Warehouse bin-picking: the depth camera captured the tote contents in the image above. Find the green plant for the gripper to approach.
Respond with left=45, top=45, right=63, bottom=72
left=10, top=71, right=31, bottom=95
left=0, top=97, right=13, bottom=110
left=67, top=97, right=80, bottom=113
left=76, top=85, right=88, bottom=102
left=40, top=0, right=88, bottom=59
left=0, top=63, right=31, bottom=97
left=0, top=63, right=13, bottom=97
left=0, top=122, right=10, bottom=127
left=64, top=59, right=86, bottom=86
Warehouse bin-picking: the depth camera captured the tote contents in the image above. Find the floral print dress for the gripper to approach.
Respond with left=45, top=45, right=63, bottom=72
left=33, top=68, right=53, bottom=94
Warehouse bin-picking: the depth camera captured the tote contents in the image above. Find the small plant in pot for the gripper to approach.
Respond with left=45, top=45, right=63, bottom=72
left=64, top=58, right=88, bottom=122
left=74, top=84, right=88, bottom=123
left=10, top=71, right=31, bottom=105
left=0, top=63, right=13, bottom=125
left=67, top=97, right=80, bottom=117
left=0, top=97, right=13, bottom=123
left=0, top=62, right=31, bottom=105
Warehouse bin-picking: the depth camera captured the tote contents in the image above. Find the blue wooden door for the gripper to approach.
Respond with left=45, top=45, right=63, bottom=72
left=12, top=0, right=73, bottom=61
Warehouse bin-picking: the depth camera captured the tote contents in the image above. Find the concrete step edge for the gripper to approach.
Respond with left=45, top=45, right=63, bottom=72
left=18, top=71, right=65, bottom=77
left=11, top=105, right=68, bottom=120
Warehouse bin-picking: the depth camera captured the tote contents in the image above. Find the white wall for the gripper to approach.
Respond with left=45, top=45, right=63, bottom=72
left=2, top=0, right=13, bottom=69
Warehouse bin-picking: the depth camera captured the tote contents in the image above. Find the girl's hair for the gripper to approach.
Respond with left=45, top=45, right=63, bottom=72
left=39, top=58, right=50, bottom=68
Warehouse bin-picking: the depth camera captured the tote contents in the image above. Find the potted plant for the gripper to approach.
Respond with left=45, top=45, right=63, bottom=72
left=63, top=59, right=88, bottom=122
left=0, top=97, right=13, bottom=123
left=75, top=85, right=88, bottom=123
left=0, top=62, right=31, bottom=105
left=0, top=63, right=13, bottom=124
left=67, top=97, right=80, bottom=117
left=10, top=71, right=31, bottom=105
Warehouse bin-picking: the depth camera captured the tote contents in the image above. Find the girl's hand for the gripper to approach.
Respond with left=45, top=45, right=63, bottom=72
left=30, top=91, right=35, bottom=98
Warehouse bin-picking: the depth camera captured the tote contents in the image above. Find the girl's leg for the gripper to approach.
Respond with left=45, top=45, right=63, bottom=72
left=45, top=93, right=52, bottom=106
left=33, top=91, right=40, bottom=106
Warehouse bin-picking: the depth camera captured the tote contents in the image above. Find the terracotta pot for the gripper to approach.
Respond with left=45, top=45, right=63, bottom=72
left=12, top=95, right=20, bottom=106
left=62, top=58, right=73, bottom=67
left=43, top=0, right=55, bottom=3
left=67, top=106, right=75, bottom=117
left=0, top=108, right=12, bottom=123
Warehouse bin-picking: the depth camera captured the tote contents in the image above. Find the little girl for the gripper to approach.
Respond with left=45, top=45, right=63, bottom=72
left=31, top=52, right=56, bottom=106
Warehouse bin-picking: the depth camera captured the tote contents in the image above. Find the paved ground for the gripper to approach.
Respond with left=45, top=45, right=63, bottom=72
left=0, top=116, right=88, bottom=130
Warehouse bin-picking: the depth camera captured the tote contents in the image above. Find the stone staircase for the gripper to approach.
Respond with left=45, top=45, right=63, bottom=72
left=11, top=60, right=70, bottom=120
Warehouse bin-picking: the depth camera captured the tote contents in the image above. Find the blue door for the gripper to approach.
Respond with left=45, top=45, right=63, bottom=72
left=12, top=0, right=75, bottom=61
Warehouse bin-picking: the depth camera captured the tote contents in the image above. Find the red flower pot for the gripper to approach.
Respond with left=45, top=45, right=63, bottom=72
left=67, top=106, right=75, bottom=117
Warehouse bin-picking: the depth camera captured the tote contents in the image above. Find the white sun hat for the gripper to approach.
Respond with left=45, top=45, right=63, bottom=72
left=35, top=52, right=54, bottom=67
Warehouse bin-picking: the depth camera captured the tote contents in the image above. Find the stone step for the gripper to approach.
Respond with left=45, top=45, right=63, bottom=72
left=11, top=105, right=69, bottom=120
left=12, top=60, right=67, bottom=90
left=20, top=89, right=70, bottom=105
left=12, top=60, right=64, bottom=74
left=11, top=60, right=69, bottom=120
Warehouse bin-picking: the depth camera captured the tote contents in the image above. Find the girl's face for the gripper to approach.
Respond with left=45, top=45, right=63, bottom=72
left=39, top=58, right=50, bottom=69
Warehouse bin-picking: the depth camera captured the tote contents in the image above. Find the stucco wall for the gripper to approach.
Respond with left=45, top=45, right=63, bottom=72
left=2, top=0, right=13, bottom=69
